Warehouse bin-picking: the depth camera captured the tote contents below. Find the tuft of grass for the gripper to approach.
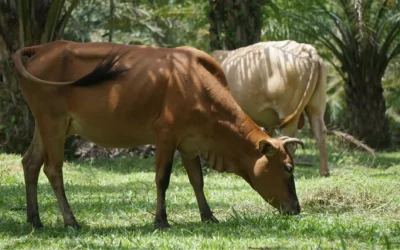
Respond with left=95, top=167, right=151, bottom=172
left=1, top=137, right=400, bottom=249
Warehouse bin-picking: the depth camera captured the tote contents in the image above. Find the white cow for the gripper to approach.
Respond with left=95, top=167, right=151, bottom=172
left=211, top=40, right=329, bottom=176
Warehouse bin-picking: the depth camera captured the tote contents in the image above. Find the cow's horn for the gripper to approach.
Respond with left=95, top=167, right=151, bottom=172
left=282, top=138, right=305, bottom=153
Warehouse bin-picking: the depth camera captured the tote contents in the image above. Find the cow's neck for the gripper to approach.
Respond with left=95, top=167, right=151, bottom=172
left=200, top=84, right=268, bottom=178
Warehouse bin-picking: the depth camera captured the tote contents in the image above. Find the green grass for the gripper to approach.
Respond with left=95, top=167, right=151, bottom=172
left=0, top=137, right=399, bottom=249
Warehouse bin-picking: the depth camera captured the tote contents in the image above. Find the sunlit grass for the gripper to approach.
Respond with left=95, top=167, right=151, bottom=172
left=0, top=135, right=399, bottom=249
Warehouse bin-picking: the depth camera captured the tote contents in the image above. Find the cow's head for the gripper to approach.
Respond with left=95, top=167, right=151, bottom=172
left=248, top=136, right=304, bottom=215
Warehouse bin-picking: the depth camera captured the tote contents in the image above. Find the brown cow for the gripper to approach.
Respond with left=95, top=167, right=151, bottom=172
left=13, top=40, right=304, bottom=230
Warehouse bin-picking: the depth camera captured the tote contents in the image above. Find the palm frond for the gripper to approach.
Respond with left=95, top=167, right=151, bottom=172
left=41, top=0, right=65, bottom=43
left=57, top=0, right=79, bottom=38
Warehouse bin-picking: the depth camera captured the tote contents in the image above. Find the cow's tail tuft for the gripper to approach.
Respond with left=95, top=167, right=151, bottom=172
left=73, top=51, right=129, bottom=87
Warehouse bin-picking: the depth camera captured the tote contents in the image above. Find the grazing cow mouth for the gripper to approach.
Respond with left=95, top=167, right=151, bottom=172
left=281, top=174, right=301, bottom=215
left=280, top=201, right=301, bottom=215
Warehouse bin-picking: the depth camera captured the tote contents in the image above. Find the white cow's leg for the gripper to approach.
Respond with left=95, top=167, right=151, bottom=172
left=305, top=109, right=329, bottom=176
left=305, top=57, right=329, bottom=176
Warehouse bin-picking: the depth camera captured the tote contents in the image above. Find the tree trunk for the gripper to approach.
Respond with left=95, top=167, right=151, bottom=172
left=344, top=77, right=391, bottom=149
left=0, top=3, right=31, bottom=152
left=0, top=44, right=34, bottom=152
left=208, top=0, right=266, bottom=51
left=0, top=0, right=78, bottom=153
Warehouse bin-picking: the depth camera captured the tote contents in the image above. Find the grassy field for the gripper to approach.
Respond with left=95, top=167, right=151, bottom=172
left=0, top=137, right=399, bottom=249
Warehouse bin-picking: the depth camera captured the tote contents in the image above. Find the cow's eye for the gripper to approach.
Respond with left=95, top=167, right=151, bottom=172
left=285, top=163, right=293, bottom=173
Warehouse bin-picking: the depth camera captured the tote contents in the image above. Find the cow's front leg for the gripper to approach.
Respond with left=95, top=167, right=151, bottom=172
left=154, top=135, right=176, bottom=229
left=181, top=155, right=218, bottom=223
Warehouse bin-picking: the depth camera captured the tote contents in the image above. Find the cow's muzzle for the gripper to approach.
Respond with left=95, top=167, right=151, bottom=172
left=280, top=201, right=301, bottom=215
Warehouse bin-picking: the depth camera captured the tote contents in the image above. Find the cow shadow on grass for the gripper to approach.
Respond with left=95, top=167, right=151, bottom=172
left=0, top=181, right=260, bottom=231
left=69, top=155, right=220, bottom=177
left=1, top=212, right=393, bottom=249
left=72, top=153, right=324, bottom=180
left=68, top=156, right=157, bottom=174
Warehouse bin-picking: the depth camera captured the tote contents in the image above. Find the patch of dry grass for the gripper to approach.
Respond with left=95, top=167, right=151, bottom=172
left=302, top=185, right=391, bottom=213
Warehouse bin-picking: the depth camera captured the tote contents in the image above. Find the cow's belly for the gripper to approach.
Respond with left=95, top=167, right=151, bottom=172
left=67, top=116, right=156, bottom=148
left=229, top=84, right=280, bottom=129
left=228, top=75, right=298, bottom=130
left=243, top=106, right=280, bottom=129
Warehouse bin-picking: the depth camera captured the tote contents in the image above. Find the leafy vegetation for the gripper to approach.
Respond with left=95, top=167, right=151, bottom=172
left=0, top=0, right=79, bottom=152
left=1, top=137, right=399, bottom=249
left=63, top=0, right=209, bottom=49
left=1, top=0, right=400, bottom=151
left=277, top=0, right=400, bottom=148
left=208, top=0, right=266, bottom=50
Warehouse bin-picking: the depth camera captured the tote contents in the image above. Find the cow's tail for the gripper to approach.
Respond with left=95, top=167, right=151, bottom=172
left=13, top=43, right=127, bottom=86
left=278, top=46, right=321, bottom=129
left=13, top=44, right=76, bottom=86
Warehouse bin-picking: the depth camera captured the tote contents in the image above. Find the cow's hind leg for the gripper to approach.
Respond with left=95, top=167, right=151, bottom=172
left=40, top=119, right=79, bottom=228
left=181, top=155, right=218, bottom=223
left=305, top=59, right=329, bottom=177
left=305, top=108, right=329, bottom=177
left=22, top=124, right=44, bottom=228
left=154, top=133, right=176, bottom=229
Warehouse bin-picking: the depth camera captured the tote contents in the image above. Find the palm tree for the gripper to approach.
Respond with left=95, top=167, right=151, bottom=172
left=208, top=0, right=267, bottom=50
left=286, top=0, right=400, bottom=149
left=0, top=0, right=78, bottom=152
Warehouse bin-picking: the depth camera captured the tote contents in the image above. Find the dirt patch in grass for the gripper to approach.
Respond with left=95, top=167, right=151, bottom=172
left=0, top=164, right=22, bottom=174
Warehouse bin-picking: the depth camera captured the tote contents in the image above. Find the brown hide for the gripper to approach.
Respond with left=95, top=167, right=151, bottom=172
left=14, top=40, right=303, bottom=229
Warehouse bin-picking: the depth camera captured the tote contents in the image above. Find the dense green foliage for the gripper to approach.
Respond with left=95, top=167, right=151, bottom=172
left=1, top=0, right=400, bottom=151
left=1, top=137, right=399, bottom=249
left=0, top=0, right=79, bottom=152
left=63, top=0, right=209, bottom=49
left=266, top=0, right=400, bottom=148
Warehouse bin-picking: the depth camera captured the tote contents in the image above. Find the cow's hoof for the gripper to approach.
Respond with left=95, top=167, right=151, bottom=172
left=155, top=221, right=171, bottom=230
left=30, top=221, right=44, bottom=229
left=28, top=216, right=43, bottom=229
left=201, top=214, right=219, bottom=223
left=154, top=216, right=170, bottom=230
left=64, top=222, right=81, bottom=230
left=319, top=171, right=330, bottom=177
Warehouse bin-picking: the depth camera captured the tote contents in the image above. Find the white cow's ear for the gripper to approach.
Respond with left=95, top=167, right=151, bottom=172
left=258, top=139, right=278, bottom=157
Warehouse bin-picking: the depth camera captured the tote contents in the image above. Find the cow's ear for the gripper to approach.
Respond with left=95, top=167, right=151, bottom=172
left=258, top=139, right=278, bottom=157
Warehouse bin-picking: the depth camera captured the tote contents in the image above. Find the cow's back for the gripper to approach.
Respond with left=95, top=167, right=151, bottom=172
left=19, top=41, right=234, bottom=150
left=217, top=41, right=321, bottom=128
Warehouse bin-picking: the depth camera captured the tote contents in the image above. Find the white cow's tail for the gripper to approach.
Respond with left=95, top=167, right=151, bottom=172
left=278, top=46, right=321, bottom=129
